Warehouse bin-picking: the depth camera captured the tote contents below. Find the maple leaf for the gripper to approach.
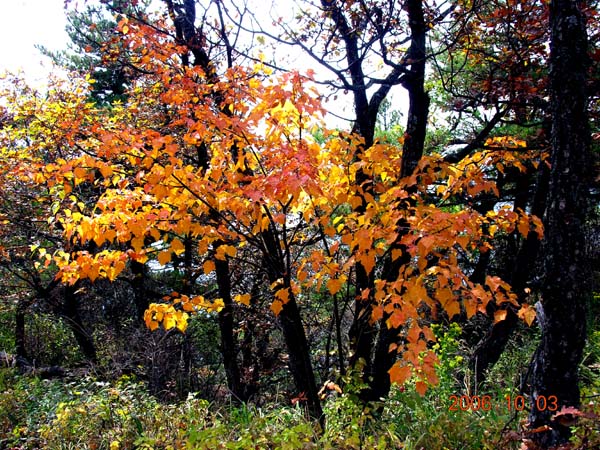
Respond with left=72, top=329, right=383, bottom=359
left=170, top=238, right=185, bottom=255
left=144, top=309, right=160, bottom=331
left=386, top=309, right=405, bottom=329
left=494, top=309, right=508, bottom=323
left=415, top=381, right=428, bottom=396
left=371, top=304, right=384, bottom=322
left=436, top=287, right=460, bottom=319
left=203, top=259, right=215, bottom=274
left=326, top=277, right=345, bottom=295
left=234, top=293, right=251, bottom=306
left=157, top=250, right=172, bottom=266
left=388, top=362, right=412, bottom=385
left=518, top=304, right=537, bottom=326
left=275, top=287, right=290, bottom=304
left=215, top=245, right=237, bottom=260
left=271, top=300, right=283, bottom=316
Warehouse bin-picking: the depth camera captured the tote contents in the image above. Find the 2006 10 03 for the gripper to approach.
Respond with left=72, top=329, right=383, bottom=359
left=448, top=394, right=559, bottom=412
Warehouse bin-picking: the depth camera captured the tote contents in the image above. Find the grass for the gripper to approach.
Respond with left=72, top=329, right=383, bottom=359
left=0, top=323, right=598, bottom=449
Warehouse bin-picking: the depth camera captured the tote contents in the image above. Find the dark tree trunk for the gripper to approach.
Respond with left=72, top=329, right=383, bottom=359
left=63, top=283, right=97, bottom=363
left=528, top=0, right=592, bottom=445
left=167, top=0, right=250, bottom=403
left=262, top=224, right=323, bottom=422
left=15, top=299, right=28, bottom=368
left=320, top=0, right=377, bottom=375
left=214, top=248, right=248, bottom=403
left=399, top=0, right=430, bottom=179
left=368, top=0, right=430, bottom=402
left=130, top=260, right=150, bottom=323
left=278, top=291, right=324, bottom=422
left=321, top=0, right=430, bottom=403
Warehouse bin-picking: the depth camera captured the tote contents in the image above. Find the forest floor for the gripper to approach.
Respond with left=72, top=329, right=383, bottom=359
left=1, top=323, right=599, bottom=449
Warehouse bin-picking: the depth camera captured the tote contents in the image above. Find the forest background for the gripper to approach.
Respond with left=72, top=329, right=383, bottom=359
left=0, top=0, right=598, bottom=449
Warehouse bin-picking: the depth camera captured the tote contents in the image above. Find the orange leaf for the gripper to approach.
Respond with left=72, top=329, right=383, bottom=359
left=215, top=245, right=237, bottom=260
left=388, top=362, right=412, bottom=385
left=275, top=287, right=290, bottom=304
left=518, top=304, right=537, bottom=326
left=371, top=304, right=384, bottom=322
left=386, top=309, right=405, bottom=328
left=271, top=300, right=283, bottom=316
left=203, top=259, right=215, bottom=274
left=415, top=381, right=428, bottom=396
left=494, top=309, right=508, bottom=323
left=170, top=238, right=185, bottom=255
left=326, top=277, right=344, bottom=295
left=417, top=235, right=436, bottom=256
left=157, top=250, right=171, bottom=266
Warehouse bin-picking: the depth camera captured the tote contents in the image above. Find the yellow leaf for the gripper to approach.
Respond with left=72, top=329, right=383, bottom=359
left=211, top=298, right=225, bottom=313
left=234, top=293, right=251, bottom=306
left=518, top=304, right=537, bottom=326
left=175, top=311, right=189, bottom=332
left=157, top=250, right=171, bottom=266
left=163, top=313, right=176, bottom=330
left=171, top=238, right=185, bottom=255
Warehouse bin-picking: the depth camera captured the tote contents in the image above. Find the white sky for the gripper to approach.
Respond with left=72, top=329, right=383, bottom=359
left=0, top=0, right=69, bottom=79
left=0, top=0, right=403, bottom=125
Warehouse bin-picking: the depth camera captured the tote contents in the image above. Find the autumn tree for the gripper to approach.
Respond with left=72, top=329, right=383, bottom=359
left=241, top=0, right=548, bottom=403
left=243, top=0, right=441, bottom=401
left=0, top=0, right=549, bottom=427
left=0, top=76, right=102, bottom=365
left=427, top=0, right=554, bottom=386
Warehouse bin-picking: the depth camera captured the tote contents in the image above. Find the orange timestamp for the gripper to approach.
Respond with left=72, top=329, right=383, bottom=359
left=448, top=394, right=559, bottom=412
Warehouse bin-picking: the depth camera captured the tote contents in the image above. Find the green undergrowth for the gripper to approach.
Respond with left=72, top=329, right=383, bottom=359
left=1, top=323, right=598, bottom=449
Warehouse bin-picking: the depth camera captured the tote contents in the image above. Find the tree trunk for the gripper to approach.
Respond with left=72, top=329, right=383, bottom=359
left=368, top=0, right=430, bottom=402
left=15, top=298, right=28, bottom=369
left=262, top=224, right=323, bottom=422
left=528, top=0, right=592, bottom=445
left=214, top=248, right=248, bottom=403
left=278, top=291, right=324, bottom=422
left=63, top=283, right=97, bottom=363
left=130, top=260, right=150, bottom=323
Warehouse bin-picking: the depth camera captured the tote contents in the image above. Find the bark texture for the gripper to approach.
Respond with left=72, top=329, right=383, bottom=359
left=528, top=0, right=592, bottom=445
